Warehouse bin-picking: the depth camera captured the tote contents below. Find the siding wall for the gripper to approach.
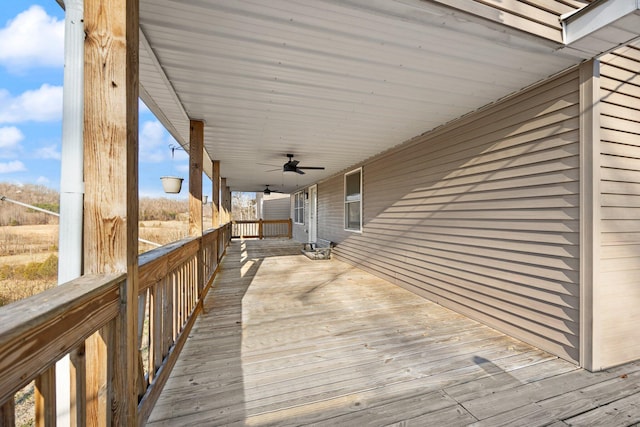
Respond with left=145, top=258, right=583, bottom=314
left=317, top=69, right=582, bottom=363
left=262, top=194, right=290, bottom=220
left=596, top=44, right=640, bottom=368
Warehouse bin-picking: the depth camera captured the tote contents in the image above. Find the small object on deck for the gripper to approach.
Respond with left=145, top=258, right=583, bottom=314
left=302, top=239, right=334, bottom=260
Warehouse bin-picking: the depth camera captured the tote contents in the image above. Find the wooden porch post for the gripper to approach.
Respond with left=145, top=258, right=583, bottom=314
left=212, top=160, right=220, bottom=228
left=226, top=185, right=231, bottom=222
left=84, top=0, right=139, bottom=424
left=189, top=120, right=204, bottom=238
left=221, top=178, right=227, bottom=223
left=189, top=120, right=204, bottom=295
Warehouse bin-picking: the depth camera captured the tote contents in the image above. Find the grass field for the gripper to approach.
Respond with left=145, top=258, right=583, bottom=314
left=0, top=220, right=191, bottom=307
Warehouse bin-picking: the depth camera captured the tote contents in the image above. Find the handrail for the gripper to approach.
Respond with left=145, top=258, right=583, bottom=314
left=0, top=273, right=124, bottom=405
left=232, top=218, right=292, bottom=239
left=0, top=222, right=233, bottom=426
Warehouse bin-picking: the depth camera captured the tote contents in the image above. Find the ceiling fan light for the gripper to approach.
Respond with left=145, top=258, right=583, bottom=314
left=283, top=163, right=297, bottom=173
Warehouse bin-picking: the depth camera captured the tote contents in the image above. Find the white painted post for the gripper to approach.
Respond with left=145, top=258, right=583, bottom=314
left=57, top=0, right=85, bottom=425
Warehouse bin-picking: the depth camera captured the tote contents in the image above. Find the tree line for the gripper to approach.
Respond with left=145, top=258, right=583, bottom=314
left=0, top=183, right=193, bottom=226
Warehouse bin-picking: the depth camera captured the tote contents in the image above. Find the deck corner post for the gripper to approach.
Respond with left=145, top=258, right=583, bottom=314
left=84, top=0, right=140, bottom=423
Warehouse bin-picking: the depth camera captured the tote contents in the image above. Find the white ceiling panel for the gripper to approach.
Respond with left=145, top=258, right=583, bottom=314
left=139, top=0, right=590, bottom=193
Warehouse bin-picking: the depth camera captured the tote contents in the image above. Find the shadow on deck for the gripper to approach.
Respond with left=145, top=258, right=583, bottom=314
left=147, top=239, right=640, bottom=426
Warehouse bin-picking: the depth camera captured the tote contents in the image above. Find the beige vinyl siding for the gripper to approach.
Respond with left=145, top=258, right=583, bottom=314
left=597, top=45, right=640, bottom=368
left=262, top=194, right=290, bottom=220
left=319, top=69, right=582, bottom=363
left=432, top=0, right=589, bottom=43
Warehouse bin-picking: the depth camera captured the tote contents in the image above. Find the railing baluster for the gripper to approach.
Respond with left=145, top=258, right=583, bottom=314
left=35, top=366, right=56, bottom=427
left=232, top=219, right=292, bottom=239
left=1, top=398, right=15, bottom=427
left=70, top=343, right=86, bottom=427
left=151, top=282, right=162, bottom=380
left=164, top=274, right=172, bottom=356
left=136, top=291, right=148, bottom=398
left=0, top=228, right=233, bottom=427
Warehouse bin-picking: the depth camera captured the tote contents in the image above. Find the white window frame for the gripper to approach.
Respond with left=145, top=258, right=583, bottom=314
left=293, top=191, right=305, bottom=224
left=344, top=167, right=362, bottom=232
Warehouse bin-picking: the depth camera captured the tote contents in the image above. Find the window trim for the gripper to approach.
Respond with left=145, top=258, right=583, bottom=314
left=344, top=167, right=363, bottom=233
left=293, top=191, right=305, bottom=225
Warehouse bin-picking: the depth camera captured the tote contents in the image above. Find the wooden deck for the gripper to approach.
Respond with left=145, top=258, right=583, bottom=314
left=147, top=239, right=640, bottom=426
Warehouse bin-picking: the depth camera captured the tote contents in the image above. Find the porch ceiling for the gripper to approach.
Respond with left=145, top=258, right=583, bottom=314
left=138, top=0, right=588, bottom=193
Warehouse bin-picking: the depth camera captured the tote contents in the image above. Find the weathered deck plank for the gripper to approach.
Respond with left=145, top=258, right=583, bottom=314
left=146, top=239, right=640, bottom=426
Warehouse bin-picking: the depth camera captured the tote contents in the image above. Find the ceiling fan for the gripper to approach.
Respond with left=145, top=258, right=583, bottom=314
left=260, top=154, right=326, bottom=175
left=262, top=185, right=283, bottom=195
left=281, top=154, right=325, bottom=175
left=282, top=154, right=324, bottom=175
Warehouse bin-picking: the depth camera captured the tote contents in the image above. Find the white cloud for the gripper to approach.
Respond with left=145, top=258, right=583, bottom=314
left=0, top=160, right=26, bottom=173
left=34, top=144, right=61, bottom=160
left=0, top=126, right=24, bottom=153
left=175, top=163, right=190, bottom=173
left=36, top=176, right=50, bottom=185
left=139, top=120, right=176, bottom=163
left=0, top=6, right=64, bottom=71
left=0, top=84, right=63, bottom=124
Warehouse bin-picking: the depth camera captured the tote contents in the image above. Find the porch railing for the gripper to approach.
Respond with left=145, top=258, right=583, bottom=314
left=0, top=223, right=231, bottom=426
left=232, top=218, right=292, bottom=239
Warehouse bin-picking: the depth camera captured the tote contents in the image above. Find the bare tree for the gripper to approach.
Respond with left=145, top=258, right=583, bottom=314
left=231, top=192, right=257, bottom=220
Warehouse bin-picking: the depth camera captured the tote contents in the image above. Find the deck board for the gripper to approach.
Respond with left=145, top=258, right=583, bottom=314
left=146, top=239, right=640, bottom=426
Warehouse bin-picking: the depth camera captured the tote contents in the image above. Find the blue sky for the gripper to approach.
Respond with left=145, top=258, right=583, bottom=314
left=0, top=2, right=191, bottom=198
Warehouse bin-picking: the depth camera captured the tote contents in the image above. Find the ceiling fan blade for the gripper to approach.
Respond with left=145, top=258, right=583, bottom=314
left=290, top=160, right=300, bottom=167
left=257, top=162, right=280, bottom=167
left=264, top=168, right=281, bottom=172
left=296, top=168, right=306, bottom=175
left=297, top=166, right=325, bottom=170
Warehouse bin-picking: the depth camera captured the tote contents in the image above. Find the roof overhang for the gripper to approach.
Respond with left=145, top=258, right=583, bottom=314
left=562, top=0, right=640, bottom=57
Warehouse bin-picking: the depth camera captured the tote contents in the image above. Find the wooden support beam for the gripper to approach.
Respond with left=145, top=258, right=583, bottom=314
left=84, top=0, right=139, bottom=424
left=189, top=120, right=204, bottom=238
left=188, top=120, right=204, bottom=295
left=212, top=160, right=220, bottom=228
left=224, top=182, right=231, bottom=222
left=220, top=178, right=227, bottom=224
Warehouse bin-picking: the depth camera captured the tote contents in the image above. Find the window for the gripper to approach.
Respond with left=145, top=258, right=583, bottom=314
left=294, top=191, right=304, bottom=224
left=344, top=168, right=362, bottom=232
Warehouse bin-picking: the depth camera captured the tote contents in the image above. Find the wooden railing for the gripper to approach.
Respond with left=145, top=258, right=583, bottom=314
left=0, top=223, right=231, bottom=426
left=232, top=218, right=292, bottom=239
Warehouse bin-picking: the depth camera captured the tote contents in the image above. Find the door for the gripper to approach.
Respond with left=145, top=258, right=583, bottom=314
left=308, top=185, right=317, bottom=243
